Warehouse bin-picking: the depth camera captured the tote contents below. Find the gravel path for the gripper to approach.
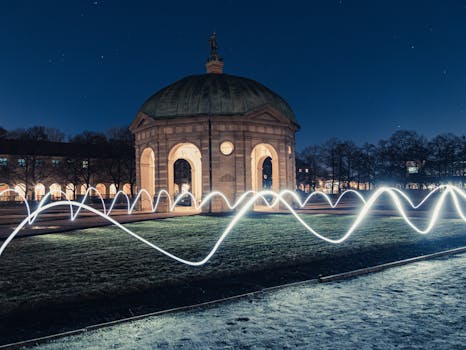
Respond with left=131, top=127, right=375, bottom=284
left=29, top=252, right=466, bottom=350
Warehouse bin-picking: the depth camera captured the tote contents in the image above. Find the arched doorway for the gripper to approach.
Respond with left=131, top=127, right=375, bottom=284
left=80, top=184, right=87, bottom=195
left=122, top=183, right=131, bottom=196
left=251, top=143, right=279, bottom=193
left=262, top=157, right=272, bottom=190
left=173, top=159, right=192, bottom=206
left=95, top=183, right=106, bottom=198
left=34, top=183, right=46, bottom=201
left=65, top=183, right=75, bottom=200
left=168, top=143, right=202, bottom=208
left=49, top=183, right=62, bottom=200
left=14, top=184, right=26, bottom=201
left=0, top=184, right=9, bottom=201
left=109, top=184, right=117, bottom=198
left=140, top=147, right=155, bottom=210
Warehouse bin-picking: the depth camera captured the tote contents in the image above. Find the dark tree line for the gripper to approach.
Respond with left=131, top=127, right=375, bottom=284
left=297, top=130, right=466, bottom=193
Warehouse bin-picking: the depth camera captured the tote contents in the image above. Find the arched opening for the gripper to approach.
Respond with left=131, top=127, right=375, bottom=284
left=80, top=184, right=87, bottom=195
left=168, top=143, right=202, bottom=209
left=123, top=183, right=131, bottom=196
left=262, top=157, right=272, bottom=190
left=34, top=183, right=46, bottom=201
left=109, top=184, right=117, bottom=198
left=49, top=183, right=62, bottom=200
left=14, top=184, right=26, bottom=201
left=173, top=159, right=192, bottom=206
left=304, top=184, right=311, bottom=193
left=65, top=183, right=75, bottom=200
left=140, top=147, right=155, bottom=210
left=251, top=143, right=279, bottom=193
left=0, top=184, right=9, bottom=201
left=95, top=183, right=106, bottom=198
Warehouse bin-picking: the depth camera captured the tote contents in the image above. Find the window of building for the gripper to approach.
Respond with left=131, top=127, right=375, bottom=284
left=0, top=158, right=7, bottom=166
left=18, top=159, right=26, bottom=167
left=305, top=168, right=309, bottom=173
left=219, top=141, right=234, bottom=156
left=52, top=159, right=60, bottom=167
left=82, top=160, right=89, bottom=168
left=407, top=166, right=418, bottom=174
left=35, top=159, right=43, bottom=167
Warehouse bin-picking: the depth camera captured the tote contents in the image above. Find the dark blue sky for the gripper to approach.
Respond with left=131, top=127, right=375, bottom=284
left=1, top=1, right=465, bottom=149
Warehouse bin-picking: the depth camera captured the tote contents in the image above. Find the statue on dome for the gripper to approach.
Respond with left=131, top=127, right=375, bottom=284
left=208, top=32, right=221, bottom=61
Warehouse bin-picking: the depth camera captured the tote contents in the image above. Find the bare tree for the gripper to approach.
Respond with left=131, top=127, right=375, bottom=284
left=299, top=145, right=325, bottom=191
left=0, top=127, right=7, bottom=139
left=8, top=127, right=58, bottom=199
left=106, top=127, right=136, bottom=196
left=376, top=130, right=428, bottom=188
left=357, top=143, right=376, bottom=190
left=320, top=138, right=339, bottom=194
left=69, top=131, right=108, bottom=191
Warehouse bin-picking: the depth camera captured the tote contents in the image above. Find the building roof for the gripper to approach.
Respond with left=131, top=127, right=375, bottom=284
left=139, top=73, right=297, bottom=124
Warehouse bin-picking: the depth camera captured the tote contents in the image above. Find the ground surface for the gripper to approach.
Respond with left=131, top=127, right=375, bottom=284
left=1, top=213, right=465, bottom=314
left=1, top=209, right=466, bottom=344
left=26, top=252, right=466, bottom=349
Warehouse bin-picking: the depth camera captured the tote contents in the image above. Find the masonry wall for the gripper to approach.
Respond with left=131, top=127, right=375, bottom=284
left=132, top=110, right=298, bottom=212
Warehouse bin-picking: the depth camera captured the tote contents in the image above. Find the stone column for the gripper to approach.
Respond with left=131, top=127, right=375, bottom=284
left=155, top=139, right=170, bottom=212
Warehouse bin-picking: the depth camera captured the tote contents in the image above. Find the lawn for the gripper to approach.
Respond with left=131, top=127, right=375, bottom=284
left=26, top=253, right=466, bottom=350
left=0, top=212, right=465, bottom=320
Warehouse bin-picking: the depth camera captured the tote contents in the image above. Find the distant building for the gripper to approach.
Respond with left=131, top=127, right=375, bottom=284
left=406, top=159, right=465, bottom=190
left=0, top=139, right=134, bottom=202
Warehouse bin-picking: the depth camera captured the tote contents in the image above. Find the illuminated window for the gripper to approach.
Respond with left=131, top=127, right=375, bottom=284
left=35, top=159, right=43, bottom=167
left=220, top=141, right=234, bottom=155
left=288, top=145, right=292, bottom=154
left=305, top=168, right=309, bottom=173
left=298, top=168, right=302, bottom=173
left=0, top=158, right=7, bottom=166
left=82, top=160, right=89, bottom=168
left=408, top=166, right=418, bottom=174
left=52, top=159, right=60, bottom=167
left=18, top=159, right=26, bottom=167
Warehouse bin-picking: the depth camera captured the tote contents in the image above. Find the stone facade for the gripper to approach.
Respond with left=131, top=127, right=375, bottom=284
left=130, top=105, right=298, bottom=212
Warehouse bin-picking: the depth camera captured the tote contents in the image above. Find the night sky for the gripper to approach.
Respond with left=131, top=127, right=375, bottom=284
left=1, top=0, right=465, bottom=149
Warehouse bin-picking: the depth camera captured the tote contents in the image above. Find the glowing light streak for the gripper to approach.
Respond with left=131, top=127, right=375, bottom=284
left=0, top=186, right=465, bottom=266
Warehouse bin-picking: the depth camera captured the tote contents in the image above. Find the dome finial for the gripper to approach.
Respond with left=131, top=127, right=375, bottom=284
left=206, top=32, right=224, bottom=74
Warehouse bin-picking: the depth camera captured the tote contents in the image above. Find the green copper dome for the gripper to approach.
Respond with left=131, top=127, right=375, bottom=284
left=139, top=73, right=297, bottom=123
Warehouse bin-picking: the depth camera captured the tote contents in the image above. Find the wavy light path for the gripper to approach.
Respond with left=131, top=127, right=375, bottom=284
left=0, top=186, right=465, bottom=266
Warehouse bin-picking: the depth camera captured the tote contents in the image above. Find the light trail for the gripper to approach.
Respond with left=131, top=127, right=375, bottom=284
left=0, top=186, right=465, bottom=266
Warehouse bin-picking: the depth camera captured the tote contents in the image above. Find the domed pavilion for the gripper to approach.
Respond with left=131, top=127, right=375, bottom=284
left=130, top=33, right=300, bottom=211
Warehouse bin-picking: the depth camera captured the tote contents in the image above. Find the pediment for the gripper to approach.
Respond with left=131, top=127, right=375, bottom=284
left=129, top=113, right=156, bottom=132
left=245, top=104, right=292, bottom=125
left=252, top=113, right=282, bottom=122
